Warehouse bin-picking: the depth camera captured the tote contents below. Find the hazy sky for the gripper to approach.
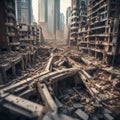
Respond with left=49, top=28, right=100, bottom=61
left=60, top=0, right=71, bottom=22
left=32, top=0, right=71, bottom=23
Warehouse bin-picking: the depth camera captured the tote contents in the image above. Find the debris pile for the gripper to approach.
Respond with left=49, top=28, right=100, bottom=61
left=0, top=47, right=120, bottom=120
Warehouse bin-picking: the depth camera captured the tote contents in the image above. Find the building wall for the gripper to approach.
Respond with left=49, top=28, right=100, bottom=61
left=71, top=0, right=79, bottom=8
left=59, top=13, right=65, bottom=31
left=70, top=0, right=79, bottom=45
left=66, top=7, right=71, bottom=25
left=77, top=0, right=120, bottom=65
left=16, top=0, right=33, bottom=24
left=55, top=0, right=60, bottom=30
left=0, top=0, right=19, bottom=51
left=38, top=0, right=48, bottom=22
left=0, top=1, right=8, bottom=51
left=18, top=23, right=42, bottom=48
left=47, top=0, right=55, bottom=35
left=47, top=0, right=60, bottom=35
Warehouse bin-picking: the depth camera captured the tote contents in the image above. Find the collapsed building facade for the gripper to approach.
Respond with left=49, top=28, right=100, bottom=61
left=0, top=0, right=20, bottom=51
left=77, top=0, right=120, bottom=65
left=0, top=0, right=44, bottom=84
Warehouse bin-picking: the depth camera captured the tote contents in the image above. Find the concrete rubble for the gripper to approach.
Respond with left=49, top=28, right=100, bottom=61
left=0, top=47, right=120, bottom=120
left=0, top=0, right=120, bottom=119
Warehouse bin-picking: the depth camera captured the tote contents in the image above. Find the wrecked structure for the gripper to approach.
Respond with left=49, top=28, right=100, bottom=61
left=0, top=0, right=120, bottom=120
left=77, top=0, right=120, bottom=65
left=0, top=0, right=20, bottom=51
left=18, top=23, right=42, bottom=48
left=70, top=0, right=87, bottom=45
left=0, top=0, right=45, bottom=84
left=0, top=48, right=120, bottom=120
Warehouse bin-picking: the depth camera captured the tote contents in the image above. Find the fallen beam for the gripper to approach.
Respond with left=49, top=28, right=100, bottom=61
left=2, top=94, right=44, bottom=118
left=40, top=68, right=78, bottom=83
left=80, top=57, right=92, bottom=65
left=45, top=53, right=54, bottom=71
left=0, top=71, right=49, bottom=93
left=37, top=83, right=57, bottom=112
left=49, top=69, right=77, bottom=83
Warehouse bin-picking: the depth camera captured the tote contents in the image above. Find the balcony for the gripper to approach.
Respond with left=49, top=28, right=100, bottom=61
left=78, top=28, right=87, bottom=33
left=70, top=37, right=75, bottom=40
left=7, top=13, right=16, bottom=20
left=78, top=47, right=88, bottom=50
left=5, top=22, right=14, bottom=27
left=71, top=15, right=79, bottom=19
left=90, top=48, right=104, bottom=53
left=70, top=32, right=78, bottom=36
left=70, top=26, right=79, bottom=30
left=9, top=42, right=20, bottom=46
left=7, top=32, right=15, bottom=36
left=70, top=21, right=78, bottom=26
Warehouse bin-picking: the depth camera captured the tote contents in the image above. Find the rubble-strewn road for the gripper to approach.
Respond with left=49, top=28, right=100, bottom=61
left=0, top=46, right=120, bottom=120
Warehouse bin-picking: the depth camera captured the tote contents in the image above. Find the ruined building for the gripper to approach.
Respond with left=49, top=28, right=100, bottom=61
left=77, top=0, right=87, bottom=48
left=70, top=0, right=79, bottom=45
left=77, top=0, right=120, bottom=65
left=0, top=0, right=43, bottom=84
left=70, top=0, right=87, bottom=45
left=0, top=0, right=20, bottom=52
left=18, top=23, right=42, bottom=49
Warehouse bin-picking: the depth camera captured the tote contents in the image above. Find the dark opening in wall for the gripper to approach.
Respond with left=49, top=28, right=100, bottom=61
left=15, top=61, right=22, bottom=76
left=1, top=48, right=7, bottom=52
left=6, top=67, right=13, bottom=81
left=97, top=52, right=103, bottom=60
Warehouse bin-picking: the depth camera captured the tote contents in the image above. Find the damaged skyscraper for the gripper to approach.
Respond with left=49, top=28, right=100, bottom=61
left=77, top=0, right=120, bottom=65
left=16, top=0, right=33, bottom=24
left=0, top=0, right=43, bottom=84
left=70, top=0, right=87, bottom=45
left=0, top=0, right=20, bottom=51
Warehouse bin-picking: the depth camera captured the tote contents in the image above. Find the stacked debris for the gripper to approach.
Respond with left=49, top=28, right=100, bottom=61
left=0, top=47, right=120, bottom=120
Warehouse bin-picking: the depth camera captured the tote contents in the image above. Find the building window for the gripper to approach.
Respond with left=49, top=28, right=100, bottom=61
left=22, top=0, right=26, bottom=3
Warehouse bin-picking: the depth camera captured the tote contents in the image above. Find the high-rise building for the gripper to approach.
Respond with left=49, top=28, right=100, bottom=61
left=59, top=13, right=65, bottom=31
left=16, top=0, right=33, bottom=24
left=77, top=0, right=87, bottom=48
left=47, top=0, right=60, bottom=35
left=77, top=0, right=120, bottom=65
left=38, top=0, right=60, bottom=37
left=66, top=7, right=71, bottom=25
left=86, top=0, right=88, bottom=6
left=0, top=0, right=20, bottom=51
left=70, top=0, right=80, bottom=45
left=70, top=0, right=87, bottom=45
left=38, top=0, right=48, bottom=22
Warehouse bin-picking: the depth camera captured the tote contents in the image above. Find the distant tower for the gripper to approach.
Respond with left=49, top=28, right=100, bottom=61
left=47, top=0, right=60, bottom=35
left=16, top=0, right=33, bottom=24
left=66, top=7, right=71, bottom=25
left=38, top=0, right=48, bottom=22
left=70, top=0, right=79, bottom=45
left=59, top=13, right=65, bottom=31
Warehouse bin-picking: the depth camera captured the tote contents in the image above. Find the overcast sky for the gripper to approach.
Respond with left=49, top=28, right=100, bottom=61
left=32, top=0, right=71, bottom=23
